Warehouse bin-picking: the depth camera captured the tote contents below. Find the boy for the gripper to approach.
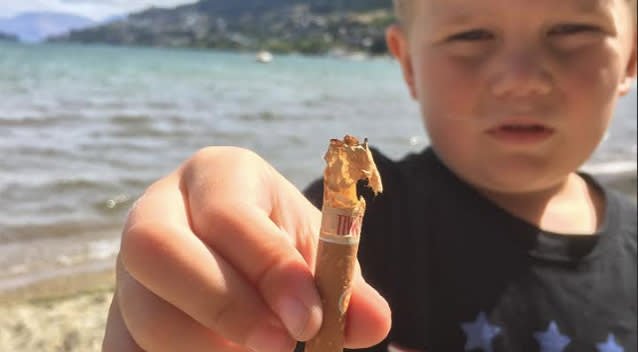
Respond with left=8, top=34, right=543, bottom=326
left=103, top=0, right=637, bottom=351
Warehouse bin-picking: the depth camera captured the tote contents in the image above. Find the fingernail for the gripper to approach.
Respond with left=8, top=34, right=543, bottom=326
left=246, top=325, right=296, bottom=352
left=276, top=296, right=311, bottom=339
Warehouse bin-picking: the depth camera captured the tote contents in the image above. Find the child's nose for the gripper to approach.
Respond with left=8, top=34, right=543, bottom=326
left=489, top=50, right=553, bottom=98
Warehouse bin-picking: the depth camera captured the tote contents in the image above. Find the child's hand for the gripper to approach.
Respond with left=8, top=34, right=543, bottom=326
left=102, top=147, right=391, bottom=352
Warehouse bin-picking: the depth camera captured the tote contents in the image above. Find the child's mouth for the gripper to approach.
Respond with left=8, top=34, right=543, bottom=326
left=487, top=124, right=554, bottom=144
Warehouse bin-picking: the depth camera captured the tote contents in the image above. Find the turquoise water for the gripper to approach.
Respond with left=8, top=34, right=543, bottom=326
left=0, top=41, right=635, bottom=290
left=0, top=42, right=423, bottom=238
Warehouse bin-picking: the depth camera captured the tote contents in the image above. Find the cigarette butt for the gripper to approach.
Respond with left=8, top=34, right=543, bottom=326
left=305, top=136, right=382, bottom=352
left=306, top=205, right=362, bottom=352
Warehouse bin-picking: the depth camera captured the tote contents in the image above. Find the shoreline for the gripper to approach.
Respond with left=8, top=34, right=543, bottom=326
left=0, top=264, right=115, bottom=305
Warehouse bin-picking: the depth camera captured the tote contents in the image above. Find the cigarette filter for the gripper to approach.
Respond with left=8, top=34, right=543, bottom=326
left=305, top=135, right=382, bottom=352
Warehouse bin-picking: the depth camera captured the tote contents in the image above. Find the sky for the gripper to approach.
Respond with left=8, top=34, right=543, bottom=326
left=0, top=0, right=197, bottom=21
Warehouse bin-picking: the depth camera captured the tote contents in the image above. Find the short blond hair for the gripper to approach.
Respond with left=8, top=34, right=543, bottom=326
left=392, top=0, right=410, bottom=28
left=392, top=0, right=637, bottom=28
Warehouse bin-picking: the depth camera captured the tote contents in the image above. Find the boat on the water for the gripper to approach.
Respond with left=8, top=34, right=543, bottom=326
left=255, top=50, right=273, bottom=63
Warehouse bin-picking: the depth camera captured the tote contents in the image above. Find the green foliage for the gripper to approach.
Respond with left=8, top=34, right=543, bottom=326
left=369, top=14, right=397, bottom=28
left=261, top=38, right=294, bottom=53
left=294, top=36, right=332, bottom=54
left=54, top=0, right=396, bottom=55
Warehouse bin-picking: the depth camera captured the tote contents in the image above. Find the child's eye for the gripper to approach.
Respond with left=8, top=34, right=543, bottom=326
left=447, top=30, right=494, bottom=42
left=549, top=24, right=599, bottom=36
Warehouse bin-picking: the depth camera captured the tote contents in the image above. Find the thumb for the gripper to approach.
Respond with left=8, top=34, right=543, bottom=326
left=345, top=263, right=392, bottom=348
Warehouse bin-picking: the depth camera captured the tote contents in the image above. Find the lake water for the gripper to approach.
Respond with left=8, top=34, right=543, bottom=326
left=0, top=41, right=636, bottom=293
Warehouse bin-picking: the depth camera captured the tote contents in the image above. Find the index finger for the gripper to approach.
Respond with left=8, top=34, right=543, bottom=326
left=181, top=149, right=324, bottom=341
left=182, top=148, right=391, bottom=347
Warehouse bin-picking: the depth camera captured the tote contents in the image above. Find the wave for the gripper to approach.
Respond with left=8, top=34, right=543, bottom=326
left=0, top=114, right=74, bottom=127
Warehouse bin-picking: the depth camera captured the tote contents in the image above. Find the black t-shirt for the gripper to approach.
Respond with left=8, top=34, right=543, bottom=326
left=297, top=147, right=637, bottom=352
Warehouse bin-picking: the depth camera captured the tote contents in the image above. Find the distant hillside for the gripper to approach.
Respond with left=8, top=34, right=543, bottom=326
left=0, top=31, right=18, bottom=42
left=0, top=12, right=95, bottom=43
left=52, top=0, right=397, bottom=55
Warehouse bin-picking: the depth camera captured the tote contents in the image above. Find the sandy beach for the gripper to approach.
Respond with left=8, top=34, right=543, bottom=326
left=0, top=289, right=113, bottom=352
left=0, top=269, right=115, bottom=352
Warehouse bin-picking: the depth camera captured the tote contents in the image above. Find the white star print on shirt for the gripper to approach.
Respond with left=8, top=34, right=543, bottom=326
left=461, top=311, right=502, bottom=352
left=534, top=321, right=571, bottom=352
left=390, top=318, right=625, bottom=352
left=597, top=334, right=624, bottom=352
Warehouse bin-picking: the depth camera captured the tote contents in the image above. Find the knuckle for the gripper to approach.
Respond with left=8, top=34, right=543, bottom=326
left=182, top=146, right=265, bottom=196
left=199, top=200, right=255, bottom=238
left=187, top=146, right=219, bottom=169
left=129, top=319, right=162, bottom=352
left=189, top=146, right=261, bottom=169
left=115, top=289, right=162, bottom=351
left=206, top=295, right=260, bottom=347
left=119, top=221, right=165, bottom=274
left=195, top=202, right=234, bottom=239
left=255, top=248, right=296, bottom=293
left=116, top=273, right=188, bottom=352
left=207, top=294, right=237, bottom=331
left=201, top=200, right=233, bottom=224
left=122, top=177, right=169, bottom=234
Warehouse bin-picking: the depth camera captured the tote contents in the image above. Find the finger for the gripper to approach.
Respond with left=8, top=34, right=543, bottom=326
left=344, top=264, right=392, bottom=348
left=191, top=202, right=323, bottom=341
left=182, top=150, right=324, bottom=341
left=121, top=175, right=296, bottom=352
left=102, top=291, right=146, bottom=352
left=116, top=258, right=250, bottom=352
left=182, top=149, right=390, bottom=346
left=189, top=197, right=392, bottom=348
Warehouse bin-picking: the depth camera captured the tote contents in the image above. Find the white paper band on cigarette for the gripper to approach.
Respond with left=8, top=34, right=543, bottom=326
left=319, top=205, right=364, bottom=245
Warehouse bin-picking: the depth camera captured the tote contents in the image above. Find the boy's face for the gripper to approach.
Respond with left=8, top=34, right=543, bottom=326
left=388, top=0, right=637, bottom=194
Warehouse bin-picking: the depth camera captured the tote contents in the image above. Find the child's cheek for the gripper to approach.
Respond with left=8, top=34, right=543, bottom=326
left=415, top=52, right=483, bottom=121
left=554, top=40, right=625, bottom=100
left=413, top=54, right=478, bottom=161
left=551, top=41, right=623, bottom=127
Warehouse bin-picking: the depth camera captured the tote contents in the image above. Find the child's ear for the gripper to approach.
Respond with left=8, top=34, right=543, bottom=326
left=618, top=32, right=637, bottom=96
left=386, top=25, right=417, bottom=100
